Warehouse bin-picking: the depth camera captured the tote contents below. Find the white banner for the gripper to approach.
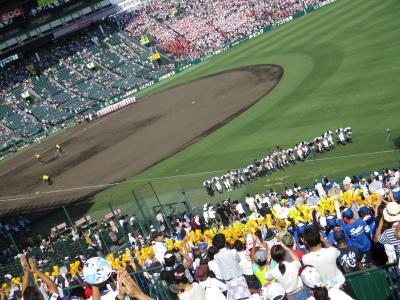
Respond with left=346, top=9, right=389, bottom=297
left=97, top=96, right=136, bottom=117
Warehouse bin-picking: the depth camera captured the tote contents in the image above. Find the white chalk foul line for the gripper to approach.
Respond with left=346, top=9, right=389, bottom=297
left=0, top=149, right=396, bottom=202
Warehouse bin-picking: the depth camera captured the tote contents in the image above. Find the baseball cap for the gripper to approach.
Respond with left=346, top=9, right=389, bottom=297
left=297, top=223, right=306, bottom=234
left=326, top=216, right=336, bottom=227
left=383, top=202, right=400, bottom=223
left=299, top=265, right=322, bottom=288
left=342, top=208, right=354, bottom=219
left=358, top=205, right=369, bottom=216
left=333, top=229, right=346, bottom=242
left=281, top=234, right=294, bottom=248
left=266, top=283, right=286, bottom=300
left=198, top=242, right=208, bottom=252
left=254, top=249, right=268, bottom=263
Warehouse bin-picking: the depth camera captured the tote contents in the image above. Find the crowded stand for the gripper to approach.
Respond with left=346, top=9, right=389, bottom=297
left=203, top=129, right=351, bottom=196
left=1, top=168, right=400, bottom=299
left=0, top=0, right=333, bottom=157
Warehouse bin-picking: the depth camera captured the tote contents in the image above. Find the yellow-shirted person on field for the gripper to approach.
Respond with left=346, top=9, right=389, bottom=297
left=34, top=152, right=44, bottom=163
left=55, top=143, right=64, bottom=157
left=42, top=175, right=54, bottom=187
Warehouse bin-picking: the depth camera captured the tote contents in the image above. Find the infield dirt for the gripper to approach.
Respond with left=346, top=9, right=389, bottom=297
left=0, top=65, right=282, bottom=215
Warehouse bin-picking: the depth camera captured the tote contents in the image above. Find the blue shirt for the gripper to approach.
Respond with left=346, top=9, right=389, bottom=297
left=338, top=218, right=371, bottom=253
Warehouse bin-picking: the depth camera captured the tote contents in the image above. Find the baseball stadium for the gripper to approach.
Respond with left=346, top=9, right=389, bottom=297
left=0, top=0, right=399, bottom=299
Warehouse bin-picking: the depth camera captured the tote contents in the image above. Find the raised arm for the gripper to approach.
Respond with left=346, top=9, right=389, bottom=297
left=28, top=259, right=59, bottom=295
left=374, top=217, right=384, bottom=243
left=20, top=256, right=30, bottom=295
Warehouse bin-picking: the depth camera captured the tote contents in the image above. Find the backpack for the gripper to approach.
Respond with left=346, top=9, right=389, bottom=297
left=194, top=263, right=209, bottom=282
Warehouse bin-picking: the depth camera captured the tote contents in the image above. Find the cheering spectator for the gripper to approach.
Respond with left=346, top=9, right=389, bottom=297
left=334, top=229, right=364, bottom=273
left=266, top=244, right=308, bottom=299
left=301, top=226, right=345, bottom=288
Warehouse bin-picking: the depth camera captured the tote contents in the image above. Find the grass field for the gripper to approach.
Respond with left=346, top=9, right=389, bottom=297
left=43, top=0, right=400, bottom=227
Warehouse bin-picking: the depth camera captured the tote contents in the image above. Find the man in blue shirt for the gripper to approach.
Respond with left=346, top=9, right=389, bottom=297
left=335, top=203, right=371, bottom=265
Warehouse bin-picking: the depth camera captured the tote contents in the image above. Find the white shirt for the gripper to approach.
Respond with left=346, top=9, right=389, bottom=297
left=179, top=282, right=206, bottom=300
left=214, top=248, right=242, bottom=281
left=199, top=278, right=227, bottom=300
left=236, top=203, right=245, bottom=214
left=152, top=241, right=167, bottom=264
left=238, top=251, right=253, bottom=275
left=208, top=260, right=222, bottom=280
left=265, top=261, right=302, bottom=293
left=307, top=287, right=353, bottom=300
left=302, top=247, right=345, bottom=288
left=246, top=197, right=256, bottom=209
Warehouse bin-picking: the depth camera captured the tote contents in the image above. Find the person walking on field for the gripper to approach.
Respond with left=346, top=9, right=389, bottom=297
left=34, top=152, right=44, bottom=163
left=55, top=143, right=64, bottom=157
left=42, top=175, right=54, bottom=187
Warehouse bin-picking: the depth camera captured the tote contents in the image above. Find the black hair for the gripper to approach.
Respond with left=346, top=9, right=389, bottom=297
left=164, top=251, right=176, bottom=267
left=207, top=246, right=218, bottom=260
left=173, top=272, right=189, bottom=285
left=303, top=225, right=321, bottom=247
left=233, top=239, right=244, bottom=252
left=212, top=233, right=226, bottom=250
left=313, top=286, right=330, bottom=300
left=23, top=287, right=44, bottom=300
left=70, top=286, right=85, bottom=299
left=193, top=248, right=201, bottom=259
left=271, top=244, right=286, bottom=275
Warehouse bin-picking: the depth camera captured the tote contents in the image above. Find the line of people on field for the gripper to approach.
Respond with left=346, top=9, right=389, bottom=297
left=203, top=128, right=352, bottom=196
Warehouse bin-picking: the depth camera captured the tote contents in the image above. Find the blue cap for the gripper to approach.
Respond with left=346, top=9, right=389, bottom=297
left=358, top=206, right=369, bottom=216
left=343, top=208, right=354, bottom=219
left=297, top=223, right=306, bottom=234
left=326, top=216, right=336, bottom=227
left=198, top=242, right=208, bottom=252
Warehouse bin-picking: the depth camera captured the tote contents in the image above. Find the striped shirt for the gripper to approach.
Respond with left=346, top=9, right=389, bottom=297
left=378, top=228, right=400, bottom=253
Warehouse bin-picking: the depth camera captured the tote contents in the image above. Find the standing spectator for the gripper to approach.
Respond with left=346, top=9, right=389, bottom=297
left=195, top=263, right=227, bottom=300
left=173, top=270, right=206, bottom=300
left=233, top=240, right=253, bottom=276
left=266, top=244, right=308, bottom=299
left=212, top=234, right=242, bottom=281
left=374, top=202, right=400, bottom=257
left=245, top=194, right=258, bottom=214
left=301, top=226, right=345, bottom=288
left=334, top=230, right=363, bottom=273
left=335, top=201, right=372, bottom=263
left=152, top=231, right=167, bottom=264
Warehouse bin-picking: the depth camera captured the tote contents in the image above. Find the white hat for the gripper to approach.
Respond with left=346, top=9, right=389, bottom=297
left=383, top=202, right=400, bottom=223
left=266, top=282, right=286, bottom=300
left=299, top=265, right=322, bottom=288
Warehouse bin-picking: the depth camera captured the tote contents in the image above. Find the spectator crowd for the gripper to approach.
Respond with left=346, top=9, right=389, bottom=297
left=1, top=167, right=400, bottom=300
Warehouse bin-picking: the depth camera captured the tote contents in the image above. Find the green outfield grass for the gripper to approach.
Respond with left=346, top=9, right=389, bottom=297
left=54, top=0, right=400, bottom=224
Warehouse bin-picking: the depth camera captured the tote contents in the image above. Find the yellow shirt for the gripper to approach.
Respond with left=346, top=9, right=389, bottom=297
left=35, top=153, right=40, bottom=159
left=56, top=144, right=61, bottom=149
left=42, top=175, right=49, bottom=180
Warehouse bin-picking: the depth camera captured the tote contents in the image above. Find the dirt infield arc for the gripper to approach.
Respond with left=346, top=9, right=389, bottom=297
left=0, top=65, right=283, bottom=215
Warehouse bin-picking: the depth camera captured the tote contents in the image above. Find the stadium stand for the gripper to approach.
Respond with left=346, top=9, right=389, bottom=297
left=0, top=0, right=331, bottom=157
left=0, top=168, right=399, bottom=300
